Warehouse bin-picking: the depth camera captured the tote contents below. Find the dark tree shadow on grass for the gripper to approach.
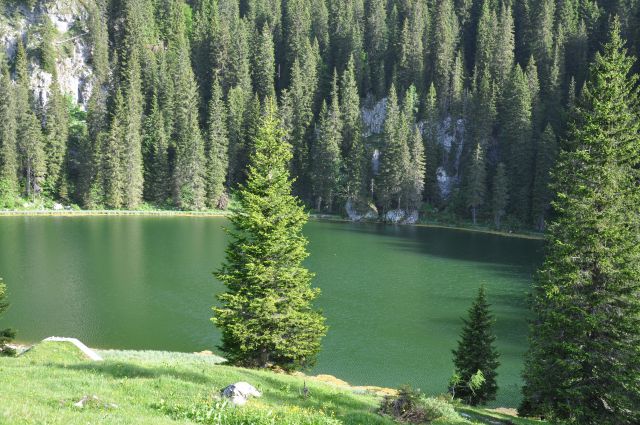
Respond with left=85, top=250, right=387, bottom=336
left=56, top=360, right=211, bottom=384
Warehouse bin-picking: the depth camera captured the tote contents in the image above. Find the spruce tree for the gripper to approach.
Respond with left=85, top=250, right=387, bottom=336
left=378, top=85, right=409, bottom=211
left=328, top=0, right=364, bottom=83
left=531, top=0, right=555, bottom=71
left=405, top=126, right=425, bottom=210
left=251, top=23, right=276, bottom=100
left=205, top=79, right=229, bottom=209
left=474, top=0, right=496, bottom=79
left=397, top=1, right=427, bottom=93
left=451, top=285, right=500, bottom=406
left=530, top=124, right=557, bottom=231
left=283, top=0, right=312, bottom=77
left=499, top=65, right=532, bottom=224
left=213, top=98, right=327, bottom=370
left=364, top=0, right=387, bottom=97
left=423, top=83, right=441, bottom=205
left=121, top=49, right=144, bottom=209
left=43, top=80, right=69, bottom=198
left=0, top=278, right=16, bottom=356
left=227, top=85, right=249, bottom=186
left=283, top=42, right=319, bottom=199
left=466, top=143, right=486, bottom=225
left=14, top=41, right=45, bottom=198
left=432, top=0, right=458, bottom=109
left=521, top=23, right=640, bottom=425
left=339, top=56, right=364, bottom=204
left=491, top=5, right=514, bottom=91
left=173, top=57, right=206, bottom=210
left=169, top=2, right=206, bottom=210
left=312, top=73, right=342, bottom=212
left=102, top=90, right=125, bottom=209
left=142, top=93, right=169, bottom=204
left=0, top=62, right=18, bottom=201
left=491, top=162, right=508, bottom=229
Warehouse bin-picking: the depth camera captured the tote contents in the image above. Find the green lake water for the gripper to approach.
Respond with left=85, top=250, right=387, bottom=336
left=0, top=216, right=543, bottom=406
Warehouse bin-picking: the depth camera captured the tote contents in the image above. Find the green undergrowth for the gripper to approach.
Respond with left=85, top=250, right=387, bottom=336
left=0, top=341, right=547, bottom=425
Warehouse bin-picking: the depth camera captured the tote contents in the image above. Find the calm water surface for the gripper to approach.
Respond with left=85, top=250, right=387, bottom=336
left=0, top=217, right=542, bottom=406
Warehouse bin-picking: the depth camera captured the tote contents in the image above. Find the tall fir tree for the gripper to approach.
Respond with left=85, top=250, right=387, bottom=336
left=491, top=162, right=508, bottom=229
left=227, top=85, right=249, bottom=186
left=364, top=0, right=387, bottom=97
left=205, top=79, right=229, bottom=209
left=451, top=285, right=500, bottom=405
left=169, top=1, right=206, bottom=209
left=172, top=57, right=206, bottom=210
left=120, top=49, right=144, bottom=209
left=0, top=62, right=18, bottom=200
left=102, top=89, right=126, bottom=209
left=465, top=143, right=486, bottom=225
left=14, top=41, right=45, bottom=198
left=283, top=41, right=319, bottom=200
left=405, top=126, right=425, bottom=210
left=499, top=65, right=532, bottom=224
left=339, top=56, right=364, bottom=204
left=491, top=4, right=514, bottom=91
left=521, top=23, right=640, bottom=424
left=474, top=0, right=496, bottom=80
left=530, top=124, right=557, bottom=231
left=397, top=1, right=427, bottom=93
left=142, top=93, right=169, bottom=204
left=432, top=0, right=459, bottom=109
left=312, top=73, right=342, bottom=212
left=251, top=23, right=276, bottom=100
left=43, top=80, right=69, bottom=198
left=213, top=98, right=327, bottom=370
left=377, top=84, right=410, bottom=210
left=422, top=83, right=441, bottom=205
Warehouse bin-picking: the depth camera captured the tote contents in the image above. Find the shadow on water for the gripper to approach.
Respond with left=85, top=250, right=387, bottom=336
left=329, top=221, right=544, bottom=270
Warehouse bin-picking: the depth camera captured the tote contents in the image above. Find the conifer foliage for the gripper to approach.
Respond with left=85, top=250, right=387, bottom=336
left=451, top=285, right=499, bottom=406
left=521, top=22, right=640, bottom=425
left=213, top=99, right=327, bottom=370
left=1, top=0, right=640, bottom=229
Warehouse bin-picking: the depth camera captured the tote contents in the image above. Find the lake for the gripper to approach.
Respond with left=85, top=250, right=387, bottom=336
left=0, top=216, right=543, bottom=406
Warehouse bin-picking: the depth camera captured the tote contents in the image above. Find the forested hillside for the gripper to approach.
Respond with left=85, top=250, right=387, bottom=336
left=0, top=0, right=638, bottom=228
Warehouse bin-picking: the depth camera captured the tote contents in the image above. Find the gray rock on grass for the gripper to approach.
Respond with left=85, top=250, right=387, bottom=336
left=221, top=382, right=262, bottom=406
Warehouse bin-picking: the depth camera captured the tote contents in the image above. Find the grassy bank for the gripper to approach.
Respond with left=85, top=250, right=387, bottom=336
left=0, top=340, right=547, bottom=425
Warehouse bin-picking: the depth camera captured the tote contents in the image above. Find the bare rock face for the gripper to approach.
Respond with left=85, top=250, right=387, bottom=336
left=1, top=0, right=95, bottom=109
left=345, top=198, right=378, bottom=221
left=384, top=209, right=419, bottom=224
left=221, top=382, right=262, bottom=406
left=362, top=96, right=387, bottom=137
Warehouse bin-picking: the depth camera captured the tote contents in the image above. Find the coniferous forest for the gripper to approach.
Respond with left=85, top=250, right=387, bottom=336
left=0, top=0, right=639, bottom=229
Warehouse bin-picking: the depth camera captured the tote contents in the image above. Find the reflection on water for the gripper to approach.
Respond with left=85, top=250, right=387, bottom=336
left=0, top=216, right=542, bottom=406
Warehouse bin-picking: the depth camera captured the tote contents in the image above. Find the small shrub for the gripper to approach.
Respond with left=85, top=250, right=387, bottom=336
left=421, top=397, right=462, bottom=422
left=379, top=385, right=469, bottom=424
left=378, top=385, right=429, bottom=423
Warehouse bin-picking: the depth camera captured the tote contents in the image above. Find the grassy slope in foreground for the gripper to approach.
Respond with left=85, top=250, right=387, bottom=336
left=0, top=341, right=547, bottom=425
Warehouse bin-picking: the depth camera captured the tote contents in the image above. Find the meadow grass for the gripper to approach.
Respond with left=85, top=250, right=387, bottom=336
left=0, top=341, right=547, bottom=425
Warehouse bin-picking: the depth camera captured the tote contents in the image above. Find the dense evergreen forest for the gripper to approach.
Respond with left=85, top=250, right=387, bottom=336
left=0, top=0, right=638, bottom=229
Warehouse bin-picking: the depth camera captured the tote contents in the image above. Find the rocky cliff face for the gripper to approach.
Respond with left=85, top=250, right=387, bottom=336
left=1, top=0, right=94, bottom=109
left=361, top=96, right=465, bottom=201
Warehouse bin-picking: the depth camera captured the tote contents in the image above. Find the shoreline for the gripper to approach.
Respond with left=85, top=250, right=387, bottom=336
left=0, top=209, right=544, bottom=240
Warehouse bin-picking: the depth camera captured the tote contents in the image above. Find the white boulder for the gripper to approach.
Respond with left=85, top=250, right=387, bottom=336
left=221, top=382, right=262, bottom=406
